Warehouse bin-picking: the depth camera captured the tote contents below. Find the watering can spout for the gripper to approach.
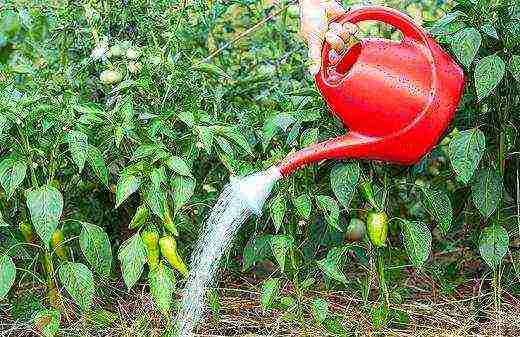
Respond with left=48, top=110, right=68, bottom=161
left=277, top=133, right=376, bottom=177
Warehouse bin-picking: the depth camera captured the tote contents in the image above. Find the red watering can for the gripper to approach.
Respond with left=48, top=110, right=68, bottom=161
left=277, top=6, right=464, bottom=176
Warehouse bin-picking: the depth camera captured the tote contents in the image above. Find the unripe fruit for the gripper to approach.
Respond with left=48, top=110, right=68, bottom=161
left=19, top=220, right=35, bottom=243
left=161, top=202, right=178, bottom=236
left=108, top=44, right=124, bottom=58
left=287, top=4, right=299, bottom=18
left=366, top=211, right=388, bottom=248
left=159, top=236, right=188, bottom=278
left=141, top=226, right=160, bottom=270
left=129, top=204, right=149, bottom=229
left=126, top=47, right=140, bottom=60
left=345, top=218, right=366, bottom=242
left=51, top=229, right=68, bottom=261
left=99, top=70, right=122, bottom=84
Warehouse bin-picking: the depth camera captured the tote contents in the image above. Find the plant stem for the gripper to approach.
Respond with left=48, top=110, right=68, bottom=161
left=377, top=248, right=389, bottom=308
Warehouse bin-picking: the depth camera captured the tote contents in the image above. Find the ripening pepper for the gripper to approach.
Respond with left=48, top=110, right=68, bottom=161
left=51, top=229, right=68, bottom=261
left=366, top=211, right=388, bottom=248
left=141, top=225, right=160, bottom=270
left=19, top=220, right=35, bottom=243
left=159, top=236, right=188, bottom=278
left=129, top=204, right=149, bottom=229
left=345, top=218, right=366, bottom=242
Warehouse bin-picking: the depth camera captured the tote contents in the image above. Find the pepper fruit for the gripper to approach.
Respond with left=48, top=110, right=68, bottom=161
left=19, top=220, right=35, bottom=243
left=159, top=236, right=188, bottom=278
left=161, top=201, right=178, bottom=236
left=366, top=210, right=388, bottom=248
left=141, top=225, right=160, bottom=270
left=345, top=218, right=366, bottom=242
left=129, top=204, right=149, bottom=229
left=51, top=229, right=68, bottom=261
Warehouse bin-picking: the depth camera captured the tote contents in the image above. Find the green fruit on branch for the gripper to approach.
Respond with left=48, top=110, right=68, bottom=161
left=19, top=220, right=35, bottom=243
left=159, top=236, right=188, bottom=278
left=161, top=201, right=178, bottom=236
left=99, top=69, right=122, bottom=84
left=50, top=229, right=68, bottom=261
left=345, top=218, right=366, bottom=242
left=141, top=225, right=160, bottom=270
left=129, top=204, right=149, bottom=229
left=366, top=211, right=388, bottom=248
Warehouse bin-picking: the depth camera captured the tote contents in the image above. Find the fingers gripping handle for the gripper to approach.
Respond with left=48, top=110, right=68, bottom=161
left=320, top=6, right=435, bottom=81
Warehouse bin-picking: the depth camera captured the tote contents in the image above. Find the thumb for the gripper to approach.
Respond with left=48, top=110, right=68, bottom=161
left=308, top=33, right=323, bottom=76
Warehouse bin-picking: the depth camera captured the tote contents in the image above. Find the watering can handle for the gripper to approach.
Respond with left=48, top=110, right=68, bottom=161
left=320, top=6, right=435, bottom=80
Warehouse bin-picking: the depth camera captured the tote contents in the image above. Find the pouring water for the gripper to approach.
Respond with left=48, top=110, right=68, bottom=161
left=176, top=167, right=281, bottom=336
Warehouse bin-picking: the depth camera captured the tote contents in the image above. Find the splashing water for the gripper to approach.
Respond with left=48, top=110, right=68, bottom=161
left=176, top=166, right=282, bottom=336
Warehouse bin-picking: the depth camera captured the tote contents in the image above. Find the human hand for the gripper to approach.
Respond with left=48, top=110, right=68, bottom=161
left=299, top=0, right=359, bottom=75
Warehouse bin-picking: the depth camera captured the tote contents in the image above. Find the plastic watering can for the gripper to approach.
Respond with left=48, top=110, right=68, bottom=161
left=277, top=6, right=464, bottom=176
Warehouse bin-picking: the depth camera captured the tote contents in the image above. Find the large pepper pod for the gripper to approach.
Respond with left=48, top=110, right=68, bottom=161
left=19, top=220, right=35, bottom=243
left=366, top=211, right=389, bottom=248
left=159, top=236, right=188, bottom=278
left=51, top=229, right=68, bottom=261
left=129, top=204, right=149, bottom=229
left=141, top=225, right=160, bottom=270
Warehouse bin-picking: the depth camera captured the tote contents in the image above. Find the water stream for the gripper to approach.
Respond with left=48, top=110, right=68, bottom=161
left=176, top=167, right=282, bottom=336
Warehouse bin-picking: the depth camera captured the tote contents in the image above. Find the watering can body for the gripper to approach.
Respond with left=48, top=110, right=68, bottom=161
left=278, top=6, right=464, bottom=176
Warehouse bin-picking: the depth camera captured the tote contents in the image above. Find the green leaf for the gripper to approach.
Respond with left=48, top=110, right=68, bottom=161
left=0, top=254, right=15, bottom=300
left=0, top=210, right=7, bottom=227
left=448, top=128, right=485, bottom=184
left=220, top=126, right=253, bottom=156
left=58, top=262, right=95, bottom=311
left=269, top=193, right=286, bottom=232
left=33, top=309, right=60, bottom=337
left=26, top=185, right=63, bottom=247
left=131, top=144, right=161, bottom=162
left=401, top=220, right=431, bottom=267
left=317, top=249, right=347, bottom=284
left=0, top=156, right=26, bottom=199
left=481, top=23, right=498, bottom=39
left=118, top=233, right=147, bottom=289
left=0, top=114, right=10, bottom=136
left=330, top=162, right=360, bottom=209
left=474, top=54, right=506, bottom=101
left=471, top=167, right=503, bottom=218
left=148, top=262, right=176, bottom=315
left=419, top=185, right=453, bottom=234
left=171, top=175, right=195, bottom=210
left=79, top=223, right=112, bottom=278
left=315, top=195, right=340, bottom=231
left=197, top=126, right=213, bottom=154
left=65, top=130, right=88, bottom=172
left=115, top=174, right=141, bottom=208
left=509, top=55, right=520, bottom=83
left=242, top=235, right=272, bottom=271
left=260, top=278, right=280, bottom=312
left=86, top=145, right=109, bottom=186
left=293, top=193, right=311, bottom=220
left=269, top=235, right=293, bottom=272
left=310, top=298, right=329, bottom=323
left=479, top=225, right=509, bottom=270
left=144, top=184, right=166, bottom=219
left=300, top=128, right=319, bottom=148
left=165, top=156, right=192, bottom=177
left=451, top=28, right=481, bottom=68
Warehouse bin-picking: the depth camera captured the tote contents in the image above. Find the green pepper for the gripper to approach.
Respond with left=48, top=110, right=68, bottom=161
left=129, top=204, right=149, bottom=229
left=159, top=236, right=188, bottom=278
left=51, top=229, right=68, bottom=261
left=19, top=220, right=35, bottom=243
left=366, top=211, right=388, bottom=248
left=141, top=225, right=160, bottom=270
left=161, top=201, right=178, bottom=236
